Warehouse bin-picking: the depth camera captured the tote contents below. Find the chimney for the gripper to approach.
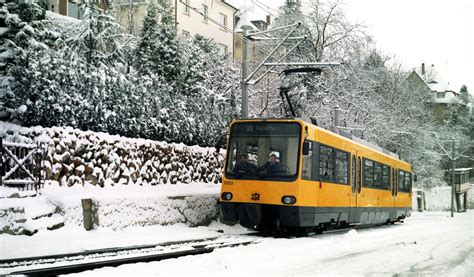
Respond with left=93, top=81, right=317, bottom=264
left=266, top=15, right=271, bottom=25
left=421, top=63, right=425, bottom=76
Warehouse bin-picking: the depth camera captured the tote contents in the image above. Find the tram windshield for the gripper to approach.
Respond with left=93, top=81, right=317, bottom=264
left=225, top=122, right=301, bottom=181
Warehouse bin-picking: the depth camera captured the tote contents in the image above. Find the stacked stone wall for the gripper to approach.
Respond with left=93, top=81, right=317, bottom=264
left=1, top=124, right=225, bottom=187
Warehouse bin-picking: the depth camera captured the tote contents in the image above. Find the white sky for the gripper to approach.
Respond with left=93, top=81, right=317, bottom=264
left=229, top=0, right=473, bottom=94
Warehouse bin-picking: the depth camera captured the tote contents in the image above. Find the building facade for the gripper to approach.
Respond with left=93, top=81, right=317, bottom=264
left=406, top=63, right=467, bottom=124
left=43, top=0, right=237, bottom=56
left=174, top=0, right=237, bottom=56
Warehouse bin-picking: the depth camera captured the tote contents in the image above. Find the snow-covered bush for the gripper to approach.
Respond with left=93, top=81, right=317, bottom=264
left=0, top=1, right=239, bottom=148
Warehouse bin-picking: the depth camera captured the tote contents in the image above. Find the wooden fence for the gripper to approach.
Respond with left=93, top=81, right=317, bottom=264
left=0, top=139, right=45, bottom=191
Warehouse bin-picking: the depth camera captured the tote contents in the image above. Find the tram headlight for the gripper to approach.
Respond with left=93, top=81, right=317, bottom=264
left=221, top=192, right=233, bottom=201
left=281, top=195, right=296, bottom=205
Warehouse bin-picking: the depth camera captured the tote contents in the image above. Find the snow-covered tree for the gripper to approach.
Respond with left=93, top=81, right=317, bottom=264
left=0, top=1, right=52, bottom=121
left=65, top=2, right=132, bottom=68
left=135, top=1, right=181, bottom=88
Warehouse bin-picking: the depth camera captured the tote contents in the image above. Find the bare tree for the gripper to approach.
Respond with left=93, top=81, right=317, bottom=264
left=306, top=0, right=366, bottom=61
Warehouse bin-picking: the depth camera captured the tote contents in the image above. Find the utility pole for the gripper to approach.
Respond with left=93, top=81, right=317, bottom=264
left=240, top=25, right=252, bottom=119
left=333, top=106, right=340, bottom=132
left=451, top=140, right=455, bottom=218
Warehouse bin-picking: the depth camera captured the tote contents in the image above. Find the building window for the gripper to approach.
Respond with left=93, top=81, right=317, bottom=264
left=217, top=43, right=228, bottom=55
left=202, top=4, right=208, bottom=23
left=219, top=13, right=227, bottom=28
left=183, top=0, right=190, bottom=15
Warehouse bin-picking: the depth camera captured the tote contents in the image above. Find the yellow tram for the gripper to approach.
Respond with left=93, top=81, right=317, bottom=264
left=219, top=118, right=413, bottom=234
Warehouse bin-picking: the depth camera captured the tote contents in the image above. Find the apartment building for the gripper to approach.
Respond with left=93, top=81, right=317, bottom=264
left=43, top=0, right=237, bottom=56
left=176, top=0, right=237, bottom=56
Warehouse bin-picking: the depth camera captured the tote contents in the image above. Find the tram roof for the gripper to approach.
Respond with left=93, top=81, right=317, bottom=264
left=233, top=117, right=403, bottom=162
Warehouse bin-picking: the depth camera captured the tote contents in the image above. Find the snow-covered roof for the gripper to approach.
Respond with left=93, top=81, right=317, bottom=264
left=432, top=91, right=461, bottom=104
left=414, top=64, right=455, bottom=92
left=229, top=0, right=275, bottom=32
left=45, top=11, right=80, bottom=24
left=413, top=64, right=464, bottom=104
left=454, top=168, right=472, bottom=172
left=222, top=0, right=239, bottom=12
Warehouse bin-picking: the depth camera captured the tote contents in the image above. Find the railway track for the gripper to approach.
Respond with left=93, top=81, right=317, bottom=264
left=0, top=235, right=259, bottom=276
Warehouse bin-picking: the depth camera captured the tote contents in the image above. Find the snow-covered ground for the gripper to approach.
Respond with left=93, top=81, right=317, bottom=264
left=1, top=211, right=472, bottom=276
left=0, top=221, right=247, bottom=262
left=68, top=211, right=472, bottom=276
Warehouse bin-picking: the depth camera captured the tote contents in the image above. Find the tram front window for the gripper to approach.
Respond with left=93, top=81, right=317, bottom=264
left=225, top=122, right=301, bottom=181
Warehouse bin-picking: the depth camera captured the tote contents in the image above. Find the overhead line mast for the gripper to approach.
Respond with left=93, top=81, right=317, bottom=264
left=240, top=22, right=340, bottom=118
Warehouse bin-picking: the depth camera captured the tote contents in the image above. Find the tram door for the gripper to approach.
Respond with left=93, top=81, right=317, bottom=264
left=349, top=151, right=361, bottom=223
left=391, top=168, right=398, bottom=207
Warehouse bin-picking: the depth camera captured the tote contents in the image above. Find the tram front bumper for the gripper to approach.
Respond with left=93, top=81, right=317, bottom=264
left=220, top=202, right=303, bottom=228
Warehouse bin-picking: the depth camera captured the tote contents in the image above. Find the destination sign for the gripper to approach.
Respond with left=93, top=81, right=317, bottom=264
left=231, top=122, right=301, bottom=137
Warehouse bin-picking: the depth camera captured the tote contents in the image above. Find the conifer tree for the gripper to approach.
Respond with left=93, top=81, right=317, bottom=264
left=135, top=0, right=181, bottom=88
left=66, top=2, right=130, bottom=68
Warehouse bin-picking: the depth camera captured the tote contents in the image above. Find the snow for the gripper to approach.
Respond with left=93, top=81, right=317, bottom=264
left=0, top=222, right=247, bottom=262
left=1, top=179, right=472, bottom=275
left=1, top=211, right=471, bottom=275
left=0, top=187, right=35, bottom=199
left=22, top=214, right=63, bottom=232
left=70, top=211, right=473, bottom=276
left=0, top=197, right=55, bottom=219
left=0, top=27, right=8, bottom=36
left=38, top=181, right=221, bottom=230
left=413, top=185, right=474, bottom=211
left=45, top=11, right=80, bottom=24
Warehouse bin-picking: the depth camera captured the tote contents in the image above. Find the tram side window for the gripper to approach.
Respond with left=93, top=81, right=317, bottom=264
left=335, top=150, right=349, bottom=184
left=363, top=159, right=374, bottom=187
left=382, top=165, right=390, bottom=190
left=319, top=145, right=334, bottom=181
left=398, top=170, right=405, bottom=192
left=302, top=141, right=313, bottom=180
left=373, top=162, right=383, bottom=189
left=404, top=172, right=412, bottom=192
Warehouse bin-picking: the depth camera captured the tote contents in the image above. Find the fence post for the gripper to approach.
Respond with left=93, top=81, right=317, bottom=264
left=0, top=137, right=3, bottom=188
left=36, top=142, right=42, bottom=192
left=416, top=190, right=424, bottom=212
left=82, top=199, right=93, bottom=231
left=423, top=191, right=426, bottom=211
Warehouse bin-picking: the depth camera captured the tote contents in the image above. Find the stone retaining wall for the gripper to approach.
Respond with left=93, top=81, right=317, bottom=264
left=1, top=123, right=225, bottom=187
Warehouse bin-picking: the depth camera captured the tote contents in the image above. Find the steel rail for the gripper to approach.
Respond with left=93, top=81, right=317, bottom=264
left=11, top=248, right=214, bottom=276
left=0, top=236, right=222, bottom=266
left=4, top=236, right=258, bottom=276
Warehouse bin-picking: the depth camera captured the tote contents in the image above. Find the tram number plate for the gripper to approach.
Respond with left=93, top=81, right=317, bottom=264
left=251, top=192, right=260, bottom=201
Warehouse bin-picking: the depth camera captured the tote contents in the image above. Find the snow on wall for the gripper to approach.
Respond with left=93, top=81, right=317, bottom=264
left=413, top=185, right=474, bottom=211
left=41, top=181, right=221, bottom=230
left=0, top=121, right=226, bottom=187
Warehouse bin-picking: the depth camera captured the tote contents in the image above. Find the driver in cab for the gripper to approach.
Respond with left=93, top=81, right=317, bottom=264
left=257, top=153, right=283, bottom=174
left=234, top=154, right=257, bottom=174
